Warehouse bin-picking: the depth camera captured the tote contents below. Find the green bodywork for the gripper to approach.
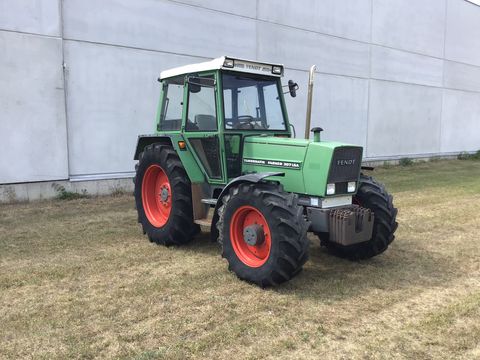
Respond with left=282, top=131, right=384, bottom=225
left=148, top=69, right=360, bottom=198
left=242, top=137, right=356, bottom=197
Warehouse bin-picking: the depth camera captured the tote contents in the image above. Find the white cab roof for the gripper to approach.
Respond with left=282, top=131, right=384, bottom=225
left=159, top=56, right=284, bottom=80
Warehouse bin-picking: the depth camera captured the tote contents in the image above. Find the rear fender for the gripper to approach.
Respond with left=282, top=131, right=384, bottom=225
left=133, top=135, right=172, bottom=160
left=134, top=134, right=205, bottom=184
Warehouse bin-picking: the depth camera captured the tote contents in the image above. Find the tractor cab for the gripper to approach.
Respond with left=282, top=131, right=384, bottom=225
left=154, top=57, right=293, bottom=183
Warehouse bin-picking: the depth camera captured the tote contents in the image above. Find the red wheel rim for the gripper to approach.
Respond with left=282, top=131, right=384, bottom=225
left=230, top=205, right=271, bottom=268
left=142, top=164, right=171, bottom=227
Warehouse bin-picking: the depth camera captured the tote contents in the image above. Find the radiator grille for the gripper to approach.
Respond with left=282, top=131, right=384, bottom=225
left=328, top=146, right=363, bottom=184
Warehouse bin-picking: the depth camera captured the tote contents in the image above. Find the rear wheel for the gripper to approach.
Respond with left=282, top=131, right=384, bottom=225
left=134, top=143, right=196, bottom=245
left=323, top=175, right=398, bottom=260
left=217, top=183, right=309, bottom=287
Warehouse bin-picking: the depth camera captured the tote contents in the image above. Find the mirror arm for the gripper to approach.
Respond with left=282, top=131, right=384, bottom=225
left=289, top=123, right=296, bottom=138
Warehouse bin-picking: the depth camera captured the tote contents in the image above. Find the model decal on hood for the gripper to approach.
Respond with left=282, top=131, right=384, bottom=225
left=243, top=158, right=302, bottom=170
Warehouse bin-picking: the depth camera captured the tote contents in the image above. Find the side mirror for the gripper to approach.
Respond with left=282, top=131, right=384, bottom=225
left=187, top=76, right=216, bottom=93
left=288, top=80, right=299, bottom=97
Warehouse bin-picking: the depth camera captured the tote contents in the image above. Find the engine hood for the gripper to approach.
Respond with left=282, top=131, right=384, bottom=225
left=242, top=136, right=362, bottom=197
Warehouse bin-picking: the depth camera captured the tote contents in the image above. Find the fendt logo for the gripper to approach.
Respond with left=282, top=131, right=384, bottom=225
left=337, top=159, right=356, bottom=166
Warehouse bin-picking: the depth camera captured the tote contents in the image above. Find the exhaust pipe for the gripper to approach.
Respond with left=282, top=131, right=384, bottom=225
left=304, top=64, right=317, bottom=139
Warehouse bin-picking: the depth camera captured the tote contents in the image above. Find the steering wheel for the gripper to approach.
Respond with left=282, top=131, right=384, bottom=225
left=235, top=115, right=256, bottom=129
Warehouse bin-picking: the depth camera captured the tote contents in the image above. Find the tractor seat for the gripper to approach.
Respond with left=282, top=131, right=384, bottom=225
left=195, top=114, right=217, bottom=131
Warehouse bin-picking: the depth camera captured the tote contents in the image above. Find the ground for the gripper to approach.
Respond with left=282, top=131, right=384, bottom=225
left=1, top=159, right=479, bottom=359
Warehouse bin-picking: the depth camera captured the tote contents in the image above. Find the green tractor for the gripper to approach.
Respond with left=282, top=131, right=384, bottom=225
left=133, top=56, right=398, bottom=287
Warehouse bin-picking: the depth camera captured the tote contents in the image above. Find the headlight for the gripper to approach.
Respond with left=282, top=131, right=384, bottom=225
left=272, top=65, right=283, bottom=75
left=223, top=58, right=234, bottom=68
left=326, top=183, right=335, bottom=195
left=347, top=181, right=356, bottom=193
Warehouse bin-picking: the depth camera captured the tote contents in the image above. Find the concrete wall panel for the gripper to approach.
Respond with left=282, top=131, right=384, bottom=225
left=371, top=46, right=444, bottom=87
left=445, top=0, right=480, bottom=67
left=171, top=0, right=257, bottom=17
left=367, top=80, right=442, bottom=158
left=372, top=0, right=446, bottom=58
left=0, top=31, right=68, bottom=183
left=2, top=0, right=480, bottom=187
left=311, top=74, right=369, bottom=148
left=282, top=69, right=309, bottom=139
left=0, top=0, right=60, bottom=36
left=64, top=40, right=201, bottom=176
left=258, top=0, right=372, bottom=42
left=63, top=0, right=256, bottom=59
left=441, top=89, right=480, bottom=153
left=257, top=22, right=370, bottom=78
left=283, top=69, right=368, bottom=149
left=444, top=61, right=480, bottom=93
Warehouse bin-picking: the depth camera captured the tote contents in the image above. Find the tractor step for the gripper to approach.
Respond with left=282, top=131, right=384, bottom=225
left=194, top=218, right=212, bottom=227
left=194, top=208, right=214, bottom=227
left=201, top=198, right=217, bottom=205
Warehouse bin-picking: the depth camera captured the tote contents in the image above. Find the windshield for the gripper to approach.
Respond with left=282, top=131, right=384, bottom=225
left=222, top=73, right=287, bottom=131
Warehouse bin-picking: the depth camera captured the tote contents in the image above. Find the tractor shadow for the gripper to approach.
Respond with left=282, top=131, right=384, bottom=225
left=182, top=230, right=463, bottom=301
left=183, top=228, right=221, bottom=254
left=274, top=234, right=464, bottom=301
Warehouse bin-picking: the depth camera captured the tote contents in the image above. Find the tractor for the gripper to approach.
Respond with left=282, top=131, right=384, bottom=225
left=133, top=56, right=398, bottom=287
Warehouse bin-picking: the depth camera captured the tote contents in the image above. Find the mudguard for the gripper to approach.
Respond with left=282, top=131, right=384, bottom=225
left=210, top=172, right=284, bottom=241
left=133, top=135, right=172, bottom=160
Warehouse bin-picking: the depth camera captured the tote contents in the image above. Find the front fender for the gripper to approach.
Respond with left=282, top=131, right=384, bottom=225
left=210, top=172, right=284, bottom=241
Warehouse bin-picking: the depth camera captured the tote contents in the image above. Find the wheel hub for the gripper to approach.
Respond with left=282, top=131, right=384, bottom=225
left=160, top=186, right=169, bottom=203
left=243, top=224, right=265, bottom=246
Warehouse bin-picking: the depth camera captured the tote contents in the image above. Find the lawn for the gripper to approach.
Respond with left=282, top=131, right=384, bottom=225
left=1, top=159, right=479, bottom=359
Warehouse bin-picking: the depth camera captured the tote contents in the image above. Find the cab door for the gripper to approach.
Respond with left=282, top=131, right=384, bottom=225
left=182, top=72, right=226, bottom=184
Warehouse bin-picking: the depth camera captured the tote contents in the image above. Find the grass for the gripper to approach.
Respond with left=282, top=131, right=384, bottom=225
left=458, top=150, right=480, bottom=161
left=1, top=159, right=480, bottom=359
left=51, top=183, right=89, bottom=200
left=398, top=157, right=414, bottom=166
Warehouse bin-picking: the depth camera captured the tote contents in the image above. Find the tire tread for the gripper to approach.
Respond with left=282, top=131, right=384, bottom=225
left=134, top=144, right=196, bottom=246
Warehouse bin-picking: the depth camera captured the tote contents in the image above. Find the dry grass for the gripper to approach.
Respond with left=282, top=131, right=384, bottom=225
left=1, top=159, right=480, bottom=359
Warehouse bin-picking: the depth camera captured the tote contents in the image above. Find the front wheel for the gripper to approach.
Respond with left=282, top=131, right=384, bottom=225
left=217, top=183, right=309, bottom=287
left=324, top=175, right=398, bottom=260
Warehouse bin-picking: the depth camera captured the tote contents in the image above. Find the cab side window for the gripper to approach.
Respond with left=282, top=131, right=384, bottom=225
left=186, top=76, right=217, bottom=131
left=158, top=76, right=184, bottom=131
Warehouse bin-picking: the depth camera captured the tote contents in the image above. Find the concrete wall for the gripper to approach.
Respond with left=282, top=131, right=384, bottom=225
left=1, top=0, right=480, bottom=186
left=0, top=0, right=67, bottom=184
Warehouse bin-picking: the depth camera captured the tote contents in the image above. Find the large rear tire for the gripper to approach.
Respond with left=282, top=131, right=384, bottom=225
left=323, top=175, right=398, bottom=260
left=217, top=183, right=309, bottom=287
left=134, top=143, right=196, bottom=245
